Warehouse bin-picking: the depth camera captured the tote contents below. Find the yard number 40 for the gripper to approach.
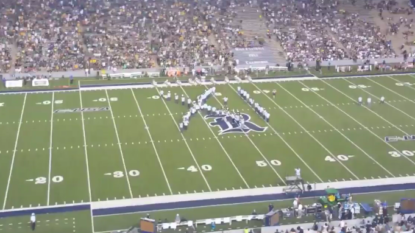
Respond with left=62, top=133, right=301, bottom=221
left=39, top=100, right=63, bottom=105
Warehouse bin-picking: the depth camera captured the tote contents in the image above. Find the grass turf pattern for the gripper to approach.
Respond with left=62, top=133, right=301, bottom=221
left=1, top=74, right=415, bottom=232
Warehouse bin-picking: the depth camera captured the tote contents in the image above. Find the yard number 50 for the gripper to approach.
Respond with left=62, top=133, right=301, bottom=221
left=256, top=160, right=281, bottom=167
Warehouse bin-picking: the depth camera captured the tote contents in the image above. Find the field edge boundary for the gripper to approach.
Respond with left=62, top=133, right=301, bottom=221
left=91, top=176, right=415, bottom=216
left=0, top=177, right=414, bottom=218
left=1, top=71, right=414, bottom=94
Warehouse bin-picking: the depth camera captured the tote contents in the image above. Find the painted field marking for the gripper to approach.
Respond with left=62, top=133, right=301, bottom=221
left=46, top=92, right=55, bottom=205
left=318, top=79, right=415, bottom=167
left=202, top=84, right=281, bottom=185
left=272, top=82, right=359, bottom=179
left=342, top=78, right=415, bottom=123
left=3, top=93, right=27, bottom=210
left=155, top=87, right=212, bottom=192
left=78, top=82, right=95, bottom=233
left=105, top=90, right=133, bottom=198
left=130, top=89, right=173, bottom=194
left=228, top=84, right=323, bottom=182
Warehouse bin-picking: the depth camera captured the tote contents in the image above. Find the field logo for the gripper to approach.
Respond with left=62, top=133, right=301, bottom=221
left=385, top=135, right=415, bottom=142
left=205, top=113, right=267, bottom=135
left=54, top=107, right=110, bottom=113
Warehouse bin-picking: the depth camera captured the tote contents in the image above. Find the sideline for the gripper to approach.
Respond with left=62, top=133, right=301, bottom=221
left=1, top=176, right=414, bottom=218
left=91, top=177, right=415, bottom=216
left=2, top=71, right=415, bottom=95
left=93, top=188, right=415, bottom=220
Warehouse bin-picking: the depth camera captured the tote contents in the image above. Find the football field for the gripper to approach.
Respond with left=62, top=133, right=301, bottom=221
left=1, top=74, right=415, bottom=211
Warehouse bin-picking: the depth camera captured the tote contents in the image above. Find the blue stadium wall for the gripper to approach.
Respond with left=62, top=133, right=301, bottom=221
left=1, top=182, right=415, bottom=218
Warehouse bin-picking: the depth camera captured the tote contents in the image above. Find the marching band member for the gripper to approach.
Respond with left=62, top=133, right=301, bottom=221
left=187, top=98, right=192, bottom=108
left=179, top=122, right=184, bottom=132
left=181, top=94, right=185, bottom=105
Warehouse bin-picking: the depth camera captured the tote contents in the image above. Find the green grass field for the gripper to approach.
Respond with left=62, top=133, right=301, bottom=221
left=1, top=74, right=415, bottom=232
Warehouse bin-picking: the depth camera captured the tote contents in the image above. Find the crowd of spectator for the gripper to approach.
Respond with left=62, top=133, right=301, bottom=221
left=376, top=0, right=415, bottom=49
left=261, top=0, right=400, bottom=63
left=262, top=0, right=349, bottom=63
left=0, top=0, right=414, bottom=73
left=0, top=42, right=12, bottom=72
left=271, top=214, right=415, bottom=233
left=0, top=0, right=262, bottom=73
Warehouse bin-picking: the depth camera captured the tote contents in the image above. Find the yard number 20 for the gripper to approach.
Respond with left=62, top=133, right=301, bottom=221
left=35, top=176, right=64, bottom=184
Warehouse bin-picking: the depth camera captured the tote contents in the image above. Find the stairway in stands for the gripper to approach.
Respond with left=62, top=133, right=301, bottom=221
left=234, top=5, right=287, bottom=64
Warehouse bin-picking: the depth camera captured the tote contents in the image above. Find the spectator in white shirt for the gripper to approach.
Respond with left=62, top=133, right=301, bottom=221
left=297, top=203, right=303, bottom=218
left=293, top=198, right=298, bottom=209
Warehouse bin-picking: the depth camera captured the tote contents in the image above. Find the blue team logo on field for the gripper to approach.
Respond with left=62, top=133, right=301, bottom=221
left=205, top=113, right=267, bottom=135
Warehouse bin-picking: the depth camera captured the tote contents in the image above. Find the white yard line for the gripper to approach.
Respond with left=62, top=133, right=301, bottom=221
left=154, top=87, right=212, bottom=192
left=368, top=76, right=415, bottom=104
left=277, top=83, right=380, bottom=176
left=304, top=79, right=415, bottom=169
left=130, top=89, right=173, bottom=194
left=0, top=100, right=412, bottom=126
left=78, top=83, right=95, bottom=233
left=200, top=85, right=287, bottom=185
left=180, top=85, right=252, bottom=187
left=342, top=78, right=415, bottom=122
left=46, top=92, right=55, bottom=205
left=4, top=123, right=415, bottom=153
left=104, top=90, right=133, bottom=198
left=261, top=81, right=360, bottom=179
left=2, top=93, right=27, bottom=210
left=317, top=79, right=415, bottom=167
left=227, top=84, right=324, bottom=182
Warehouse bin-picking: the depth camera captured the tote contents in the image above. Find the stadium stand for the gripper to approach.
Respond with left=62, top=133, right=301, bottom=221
left=1, top=0, right=415, bottom=76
